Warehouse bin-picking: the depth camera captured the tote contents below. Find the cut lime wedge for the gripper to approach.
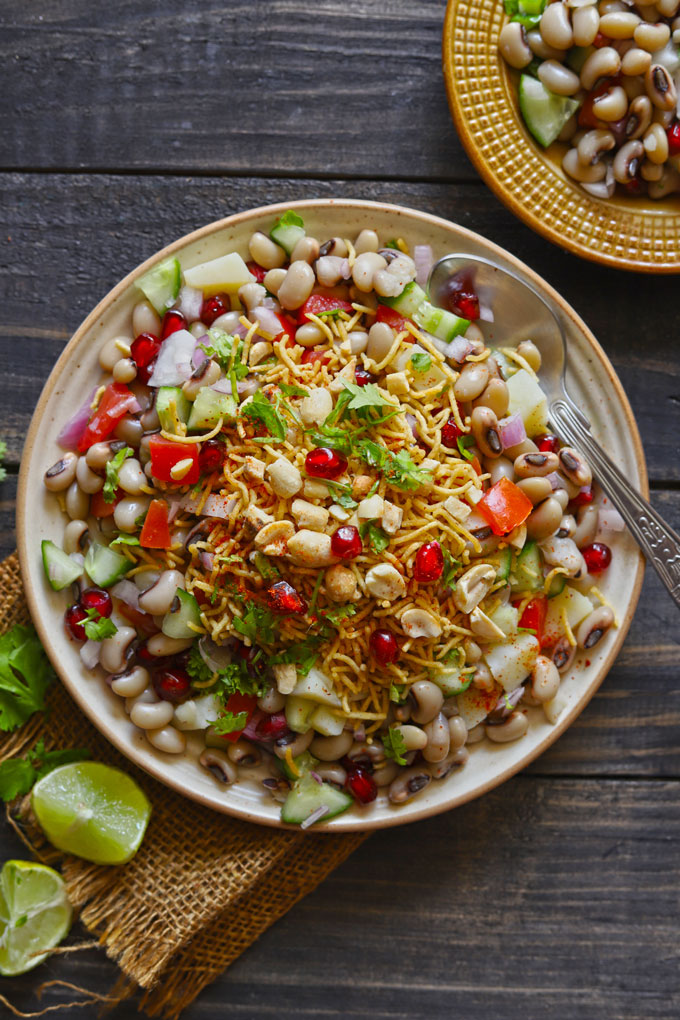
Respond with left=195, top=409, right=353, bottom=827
left=31, top=762, right=151, bottom=866
left=0, top=860, right=72, bottom=976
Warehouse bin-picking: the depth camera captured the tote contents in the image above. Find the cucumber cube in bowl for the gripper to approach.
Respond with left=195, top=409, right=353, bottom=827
left=518, top=75, right=581, bottom=148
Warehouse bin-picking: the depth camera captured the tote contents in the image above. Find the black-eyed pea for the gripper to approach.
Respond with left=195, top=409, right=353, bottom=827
left=538, top=59, right=581, bottom=96
left=428, top=747, right=469, bottom=779
left=645, top=64, right=677, bottom=111
left=463, top=638, right=482, bottom=664
left=472, top=663, right=494, bottom=692
left=295, top=322, right=325, bottom=347
left=273, top=730, right=314, bottom=760
left=373, top=761, right=399, bottom=787
left=309, top=730, right=354, bottom=762
left=147, top=725, right=187, bottom=755
left=367, top=321, right=395, bottom=361
left=573, top=5, right=600, bottom=47
left=485, top=711, right=529, bottom=744
left=65, top=481, right=89, bottom=520
left=114, top=496, right=150, bottom=533
left=44, top=453, right=78, bottom=492
left=263, top=268, right=287, bottom=295
left=580, top=46, right=621, bottom=91
left=540, top=2, right=574, bottom=49
left=488, top=456, right=515, bottom=485
left=498, top=21, right=533, bottom=68
left=100, top=626, right=137, bottom=675
left=75, top=457, right=104, bottom=495
left=388, top=766, right=432, bottom=804
left=354, top=229, right=380, bottom=254
left=130, top=699, right=175, bottom=730
left=474, top=377, right=510, bottom=418
left=574, top=503, right=599, bottom=547
left=552, top=486, right=571, bottom=511
left=422, top=712, right=450, bottom=763
left=599, top=11, right=640, bottom=38
left=467, top=723, right=486, bottom=744
left=112, top=358, right=137, bottom=384
left=563, top=146, right=608, bottom=182
left=453, top=361, right=490, bottom=402
left=634, top=20, right=671, bottom=51
left=409, top=680, right=444, bottom=725
left=504, top=437, right=538, bottom=460
left=558, top=446, right=592, bottom=487
left=516, top=476, right=553, bottom=505
left=99, top=336, right=131, bottom=372
left=530, top=655, right=561, bottom=703
left=576, top=606, right=614, bottom=649
left=258, top=685, right=286, bottom=714
left=114, top=417, right=144, bottom=447
left=117, top=458, right=146, bottom=495
left=527, top=28, right=567, bottom=61
left=525, top=496, right=563, bottom=541
left=392, top=724, right=428, bottom=751
left=556, top=513, right=577, bottom=539
left=63, top=519, right=89, bottom=554
left=290, top=235, right=320, bottom=264
left=470, top=406, right=502, bottom=458
left=110, top=666, right=150, bottom=699
left=351, top=252, right=387, bottom=292
left=138, top=569, right=185, bottom=615
left=227, top=740, right=262, bottom=767
left=200, top=748, right=238, bottom=782
left=146, top=633, right=194, bottom=656
left=551, top=636, right=576, bottom=673
left=448, top=715, right=468, bottom=750
left=514, top=451, right=560, bottom=478
left=248, top=231, right=287, bottom=269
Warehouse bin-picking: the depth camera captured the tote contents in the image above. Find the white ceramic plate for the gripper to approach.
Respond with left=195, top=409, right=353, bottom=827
left=18, top=200, right=646, bottom=830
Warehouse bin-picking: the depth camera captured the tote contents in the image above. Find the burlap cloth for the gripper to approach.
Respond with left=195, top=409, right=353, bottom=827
left=0, top=553, right=368, bottom=1017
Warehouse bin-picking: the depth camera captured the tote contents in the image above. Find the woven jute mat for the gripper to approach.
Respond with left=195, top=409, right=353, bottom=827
left=0, top=553, right=368, bottom=1017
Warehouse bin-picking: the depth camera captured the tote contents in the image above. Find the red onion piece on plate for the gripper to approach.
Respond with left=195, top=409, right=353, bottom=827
left=499, top=413, right=526, bottom=450
left=253, top=306, right=285, bottom=338
left=180, top=492, right=238, bottom=519
left=148, top=330, right=196, bottom=387
left=414, top=245, right=433, bottom=287
left=80, top=640, right=101, bottom=670
left=110, top=580, right=141, bottom=610
left=598, top=504, right=625, bottom=532
left=191, top=340, right=209, bottom=371
left=211, top=378, right=233, bottom=394
left=444, top=336, right=474, bottom=363
left=177, top=285, right=204, bottom=323
left=57, top=387, right=98, bottom=450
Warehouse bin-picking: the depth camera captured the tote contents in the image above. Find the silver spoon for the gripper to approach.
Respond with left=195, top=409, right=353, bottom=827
left=428, top=252, right=680, bottom=610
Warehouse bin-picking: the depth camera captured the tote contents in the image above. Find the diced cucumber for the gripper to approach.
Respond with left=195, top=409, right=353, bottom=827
left=187, top=388, right=237, bottom=431
left=519, top=74, right=581, bottom=148
left=309, top=704, right=345, bottom=737
left=84, top=543, right=132, bottom=587
left=281, top=774, right=353, bottom=826
left=547, top=572, right=566, bottom=598
left=285, top=695, right=316, bottom=734
left=506, top=368, right=549, bottom=437
left=512, top=541, right=543, bottom=593
left=183, top=252, right=254, bottom=296
left=291, top=667, right=342, bottom=708
left=414, top=301, right=470, bottom=343
left=432, top=667, right=472, bottom=697
left=161, top=588, right=202, bottom=639
left=156, top=386, right=191, bottom=434
left=269, top=211, right=306, bottom=256
left=543, top=586, right=594, bottom=646
left=278, top=750, right=318, bottom=782
left=136, top=257, right=182, bottom=315
left=41, top=540, right=82, bottom=591
left=488, top=546, right=512, bottom=582
left=484, top=633, right=540, bottom=692
left=488, top=603, right=519, bottom=639
left=382, top=281, right=428, bottom=319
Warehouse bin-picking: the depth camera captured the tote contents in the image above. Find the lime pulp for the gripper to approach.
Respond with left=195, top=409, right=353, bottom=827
left=0, top=860, right=72, bottom=976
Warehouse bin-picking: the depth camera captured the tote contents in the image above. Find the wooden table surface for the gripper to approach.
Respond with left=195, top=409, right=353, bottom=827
left=1, top=2, right=679, bottom=1017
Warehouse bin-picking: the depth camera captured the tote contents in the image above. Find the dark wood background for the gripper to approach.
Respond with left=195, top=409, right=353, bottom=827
left=1, top=2, right=679, bottom=1017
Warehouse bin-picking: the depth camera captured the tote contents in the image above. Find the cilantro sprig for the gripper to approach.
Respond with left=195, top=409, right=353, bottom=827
left=211, top=711, right=249, bottom=735
left=0, top=739, right=90, bottom=803
left=359, top=520, right=390, bottom=555
left=0, top=623, right=55, bottom=732
left=199, top=327, right=248, bottom=379
left=240, top=391, right=289, bottom=443
left=82, top=609, right=118, bottom=642
left=382, top=726, right=408, bottom=766
left=103, top=446, right=133, bottom=503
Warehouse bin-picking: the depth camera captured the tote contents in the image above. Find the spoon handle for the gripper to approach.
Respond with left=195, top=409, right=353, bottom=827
left=550, top=398, right=680, bottom=610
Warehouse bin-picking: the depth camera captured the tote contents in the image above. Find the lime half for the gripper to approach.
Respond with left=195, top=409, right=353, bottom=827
left=31, top=763, right=152, bottom=866
left=0, top=860, right=72, bottom=976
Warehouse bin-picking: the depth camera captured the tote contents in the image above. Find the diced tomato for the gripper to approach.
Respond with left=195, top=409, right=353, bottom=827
left=376, top=304, right=413, bottom=333
left=301, top=347, right=330, bottom=366
left=77, top=384, right=138, bottom=452
left=139, top=499, right=172, bottom=549
left=268, top=311, right=298, bottom=342
left=477, top=477, right=533, bottom=536
left=148, top=435, right=200, bottom=485
left=90, top=487, right=123, bottom=518
left=518, top=596, right=548, bottom=646
left=220, top=693, right=258, bottom=742
left=118, top=603, right=159, bottom=637
left=578, top=77, right=619, bottom=130
left=297, top=295, right=354, bottom=325
left=246, top=260, right=268, bottom=283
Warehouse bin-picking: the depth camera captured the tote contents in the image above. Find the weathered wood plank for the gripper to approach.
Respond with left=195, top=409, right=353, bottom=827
left=0, top=0, right=464, bottom=179
left=1, top=173, right=679, bottom=479
left=3, top=778, right=678, bottom=1019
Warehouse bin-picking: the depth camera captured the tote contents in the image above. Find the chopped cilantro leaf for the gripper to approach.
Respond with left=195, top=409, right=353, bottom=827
left=186, top=643, right=212, bottom=686
left=270, top=636, right=322, bottom=678
left=457, top=435, right=476, bottom=462
left=410, top=352, right=432, bottom=373
left=382, top=726, right=408, bottom=766
left=441, top=549, right=460, bottom=590
left=211, top=710, right=248, bottom=735
left=381, top=448, right=433, bottom=492
left=341, top=380, right=392, bottom=412
left=232, top=602, right=278, bottom=645
left=109, top=534, right=140, bottom=549
left=0, top=739, right=90, bottom=803
left=273, top=209, right=304, bottom=230
left=324, top=390, right=353, bottom=427
left=200, top=328, right=247, bottom=377
left=359, top=520, right=390, bottom=555
left=321, top=604, right=357, bottom=627
left=0, top=623, right=55, bottom=732
left=309, top=424, right=353, bottom=457
left=389, top=683, right=407, bottom=704
left=82, top=609, right=117, bottom=642
left=103, top=446, right=133, bottom=503
left=503, top=0, right=547, bottom=29
left=240, top=391, right=288, bottom=442
left=252, top=551, right=280, bottom=581
left=279, top=382, right=309, bottom=398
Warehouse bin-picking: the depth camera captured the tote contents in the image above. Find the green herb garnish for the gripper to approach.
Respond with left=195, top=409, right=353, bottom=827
left=410, top=352, right=432, bottom=373
left=0, top=624, right=55, bottom=733
left=109, top=534, right=141, bottom=549
left=103, top=446, right=133, bottom=503
left=382, top=726, right=408, bottom=766
left=240, top=391, right=288, bottom=442
left=359, top=520, right=390, bottom=555
left=457, top=435, right=476, bottom=462
left=279, top=382, right=309, bottom=398
left=211, top=711, right=249, bottom=735
left=82, top=609, right=117, bottom=642
left=0, top=739, right=90, bottom=803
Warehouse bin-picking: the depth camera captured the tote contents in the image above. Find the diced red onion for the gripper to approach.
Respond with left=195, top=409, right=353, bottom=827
left=499, top=413, right=526, bottom=450
left=253, top=306, right=284, bottom=338
left=200, top=550, right=215, bottom=572
left=477, top=302, right=494, bottom=323
left=110, top=579, right=141, bottom=610
left=191, top=341, right=209, bottom=371
left=57, top=387, right=98, bottom=450
left=80, top=640, right=101, bottom=670
left=177, top=285, right=204, bottom=323
left=444, top=336, right=475, bottom=363
left=199, top=635, right=233, bottom=673
left=238, top=377, right=260, bottom=398
left=300, top=805, right=330, bottom=829
left=340, top=258, right=351, bottom=280
left=414, top=244, right=434, bottom=287
left=166, top=497, right=183, bottom=524
left=494, top=685, right=524, bottom=717
left=598, top=505, right=625, bottom=532
left=546, top=471, right=565, bottom=492
left=148, top=330, right=196, bottom=387
left=242, top=710, right=266, bottom=741
left=180, top=492, right=238, bottom=519
left=211, top=378, right=233, bottom=394
left=405, top=413, right=418, bottom=439
left=233, top=321, right=249, bottom=339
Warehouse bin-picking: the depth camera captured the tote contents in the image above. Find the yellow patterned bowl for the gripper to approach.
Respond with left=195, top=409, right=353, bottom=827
left=443, top=0, right=680, bottom=273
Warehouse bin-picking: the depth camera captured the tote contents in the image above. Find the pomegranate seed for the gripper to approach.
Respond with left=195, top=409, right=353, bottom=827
left=441, top=415, right=462, bottom=448
left=305, top=447, right=347, bottom=479
left=444, top=276, right=480, bottom=320
left=592, top=31, right=609, bottom=48
left=201, top=293, right=231, bottom=325
left=624, top=177, right=643, bottom=196
left=370, top=629, right=399, bottom=666
left=79, top=587, right=112, bottom=618
left=153, top=666, right=191, bottom=702
left=65, top=604, right=88, bottom=642
left=130, top=332, right=162, bottom=384
left=354, top=367, right=373, bottom=387
left=581, top=542, right=612, bottom=573
left=246, top=260, right=267, bottom=284
left=266, top=581, right=308, bottom=615
left=413, top=541, right=444, bottom=583
left=667, top=121, right=680, bottom=156
left=301, top=348, right=330, bottom=366
left=536, top=434, right=560, bottom=454
left=345, top=766, right=378, bottom=804
left=135, top=642, right=156, bottom=663
left=259, top=712, right=288, bottom=740
left=199, top=438, right=224, bottom=474
left=331, top=525, right=363, bottom=560
left=570, top=484, right=594, bottom=508
left=161, top=309, right=187, bottom=339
